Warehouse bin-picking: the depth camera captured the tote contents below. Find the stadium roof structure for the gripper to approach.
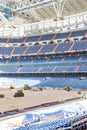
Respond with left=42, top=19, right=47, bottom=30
left=0, top=0, right=87, bottom=37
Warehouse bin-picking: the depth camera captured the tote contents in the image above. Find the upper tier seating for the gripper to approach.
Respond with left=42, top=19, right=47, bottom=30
left=54, top=42, right=72, bottom=53
left=55, top=32, right=69, bottom=39
left=40, top=33, right=54, bottom=41
left=0, top=29, right=86, bottom=44
left=26, top=35, right=40, bottom=43
left=71, top=40, right=87, bottom=51
left=0, top=38, right=7, bottom=43
left=13, top=46, right=27, bottom=55
left=39, top=44, right=56, bottom=54
left=1, top=39, right=87, bottom=56
left=71, top=29, right=86, bottom=37
left=25, top=45, right=41, bottom=54
left=9, top=37, right=25, bottom=43
left=0, top=47, right=12, bottom=55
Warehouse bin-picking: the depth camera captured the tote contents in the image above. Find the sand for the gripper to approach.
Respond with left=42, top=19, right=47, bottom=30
left=0, top=88, right=86, bottom=113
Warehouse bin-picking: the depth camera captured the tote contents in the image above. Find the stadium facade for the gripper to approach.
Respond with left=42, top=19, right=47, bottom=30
left=0, top=0, right=87, bottom=129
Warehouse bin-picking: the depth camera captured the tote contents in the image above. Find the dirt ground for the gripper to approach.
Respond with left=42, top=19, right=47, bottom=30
left=0, top=88, right=86, bottom=112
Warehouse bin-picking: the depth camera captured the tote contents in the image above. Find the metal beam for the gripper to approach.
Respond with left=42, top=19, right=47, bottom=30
left=0, top=0, right=56, bottom=10
left=0, top=12, right=9, bottom=24
left=52, top=0, right=65, bottom=19
left=0, top=0, right=69, bottom=11
left=16, top=0, right=56, bottom=12
left=23, top=12, right=87, bottom=35
left=0, top=5, right=87, bottom=37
